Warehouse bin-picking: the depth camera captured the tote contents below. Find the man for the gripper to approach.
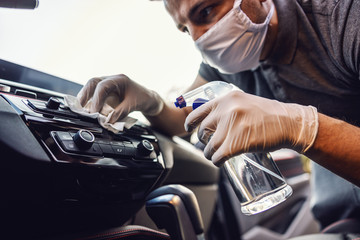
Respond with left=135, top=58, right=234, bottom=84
left=78, top=0, right=360, bottom=229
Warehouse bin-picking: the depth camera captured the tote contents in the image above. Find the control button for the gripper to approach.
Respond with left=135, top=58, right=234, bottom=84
left=124, top=145, right=136, bottom=157
left=73, top=129, right=95, bottom=149
left=112, top=145, right=126, bottom=155
left=27, top=99, right=81, bottom=119
left=123, top=142, right=136, bottom=157
left=99, top=143, right=115, bottom=156
left=60, top=140, right=102, bottom=156
left=61, top=140, right=80, bottom=153
left=123, top=141, right=133, bottom=146
left=56, top=132, right=73, bottom=141
left=110, top=141, right=124, bottom=146
left=46, top=97, right=61, bottom=110
left=137, top=140, right=154, bottom=156
left=84, top=143, right=102, bottom=156
left=96, top=139, right=110, bottom=145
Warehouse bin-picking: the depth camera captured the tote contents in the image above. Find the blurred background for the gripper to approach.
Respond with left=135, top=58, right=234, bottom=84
left=0, top=0, right=202, bottom=99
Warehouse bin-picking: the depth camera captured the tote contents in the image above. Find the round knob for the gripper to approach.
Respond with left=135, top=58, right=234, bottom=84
left=46, top=97, right=60, bottom=109
left=73, top=129, right=95, bottom=149
left=137, top=140, right=154, bottom=155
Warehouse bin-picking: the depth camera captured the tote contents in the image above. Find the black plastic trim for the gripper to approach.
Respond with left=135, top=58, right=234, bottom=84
left=0, top=94, right=50, bottom=163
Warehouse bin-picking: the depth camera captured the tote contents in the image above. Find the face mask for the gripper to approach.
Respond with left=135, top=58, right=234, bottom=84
left=195, top=0, right=275, bottom=74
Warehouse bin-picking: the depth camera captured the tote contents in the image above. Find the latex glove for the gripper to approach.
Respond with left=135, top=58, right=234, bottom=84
left=184, top=90, right=318, bottom=166
left=77, top=74, right=164, bottom=123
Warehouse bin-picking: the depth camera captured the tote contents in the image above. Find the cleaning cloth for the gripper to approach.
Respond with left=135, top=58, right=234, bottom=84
left=64, top=95, right=137, bottom=133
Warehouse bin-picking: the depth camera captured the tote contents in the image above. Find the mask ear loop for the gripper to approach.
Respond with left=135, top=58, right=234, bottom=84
left=246, top=1, right=275, bottom=31
left=234, top=0, right=243, bottom=9
left=264, top=2, right=275, bottom=24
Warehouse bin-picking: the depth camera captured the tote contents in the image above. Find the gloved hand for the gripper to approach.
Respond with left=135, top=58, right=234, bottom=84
left=184, top=90, right=318, bottom=166
left=77, top=74, right=164, bottom=123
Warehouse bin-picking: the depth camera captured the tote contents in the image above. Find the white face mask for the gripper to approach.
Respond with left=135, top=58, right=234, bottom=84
left=195, top=0, right=275, bottom=74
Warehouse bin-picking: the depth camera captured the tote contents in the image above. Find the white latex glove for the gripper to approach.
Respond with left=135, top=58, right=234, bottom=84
left=77, top=74, right=164, bottom=123
left=184, top=90, right=319, bottom=166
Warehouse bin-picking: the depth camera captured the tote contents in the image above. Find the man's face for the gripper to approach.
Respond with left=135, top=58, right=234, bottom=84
left=164, top=0, right=271, bottom=41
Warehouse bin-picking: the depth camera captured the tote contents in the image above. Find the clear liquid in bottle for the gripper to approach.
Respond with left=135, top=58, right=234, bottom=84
left=175, top=81, right=292, bottom=215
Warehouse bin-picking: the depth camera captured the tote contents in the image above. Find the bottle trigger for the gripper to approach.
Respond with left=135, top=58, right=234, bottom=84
left=192, top=98, right=209, bottom=110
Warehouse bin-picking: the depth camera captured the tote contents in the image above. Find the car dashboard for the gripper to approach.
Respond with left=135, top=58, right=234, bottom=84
left=0, top=65, right=172, bottom=237
left=0, top=59, right=318, bottom=240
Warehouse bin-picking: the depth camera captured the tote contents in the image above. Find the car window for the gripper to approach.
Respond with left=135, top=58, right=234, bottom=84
left=0, top=0, right=202, bottom=97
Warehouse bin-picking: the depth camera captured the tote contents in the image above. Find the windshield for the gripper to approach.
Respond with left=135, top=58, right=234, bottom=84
left=0, top=0, right=202, bottom=97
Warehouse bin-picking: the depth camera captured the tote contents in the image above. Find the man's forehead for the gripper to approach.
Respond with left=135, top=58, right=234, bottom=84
left=163, top=0, right=181, bottom=9
left=163, top=0, right=189, bottom=19
left=163, top=0, right=202, bottom=13
left=150, top=0, right=178, bottom=4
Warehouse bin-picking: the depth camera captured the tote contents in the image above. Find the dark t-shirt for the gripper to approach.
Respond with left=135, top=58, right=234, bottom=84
left=198, top=0, right=360, bottom=228
left=199, top=0, right=360, bottom=124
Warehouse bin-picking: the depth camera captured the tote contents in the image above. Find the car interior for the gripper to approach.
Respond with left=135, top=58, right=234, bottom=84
left=0, top=1, right=359, bottom=240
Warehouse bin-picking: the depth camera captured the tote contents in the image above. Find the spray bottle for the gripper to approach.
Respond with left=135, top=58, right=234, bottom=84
left=175, top=81, right=292, bottom=215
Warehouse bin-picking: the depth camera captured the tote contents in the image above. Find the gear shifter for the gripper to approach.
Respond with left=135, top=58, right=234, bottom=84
left=146, top=184, right=205, bottom=240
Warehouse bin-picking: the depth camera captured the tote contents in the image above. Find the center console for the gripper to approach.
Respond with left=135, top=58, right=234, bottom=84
left=0, top=78, right=169, bottom=237
left=0, top=60, right=221, bottom=239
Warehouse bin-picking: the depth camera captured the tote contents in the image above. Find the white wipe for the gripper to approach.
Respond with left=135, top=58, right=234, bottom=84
left=63, top=95, right=137, bottom=133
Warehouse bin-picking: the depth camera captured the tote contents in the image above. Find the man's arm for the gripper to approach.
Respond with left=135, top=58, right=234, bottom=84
left=183, top=90, right=360, bottom=187
left=306, top=114, right=360, bottom=186
left=77, top=73, right=208, bottom=137
left=145, top=74, right=208, bottom=136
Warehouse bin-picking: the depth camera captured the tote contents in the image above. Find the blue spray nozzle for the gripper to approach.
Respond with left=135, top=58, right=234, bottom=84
left=174, top=95, right=186, bottom=108
left=175, top=81, right=237, bottom=109
left=192, top=98, right=209, bottom=110
left=175, top=96, right=209, bottom=109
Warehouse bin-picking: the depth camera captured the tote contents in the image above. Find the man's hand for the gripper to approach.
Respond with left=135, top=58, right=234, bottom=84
left=184, top=91, right=318, bottom=166
left=77, top=74, right=164, bottom=123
